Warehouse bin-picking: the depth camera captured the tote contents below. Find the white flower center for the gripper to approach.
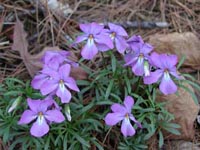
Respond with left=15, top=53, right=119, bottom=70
left=144, top=61, right=150, bottom=76
left=125, top=113, right=129, bottom=119
left=164, top=69, right=170, bottom=81
left=59, top=80, right=65, bottom=92
left=138, top=53, right=144, bottom=64
left=110, top=32, right=116, bottom=40
left=38, top=112, right=44, bottom=125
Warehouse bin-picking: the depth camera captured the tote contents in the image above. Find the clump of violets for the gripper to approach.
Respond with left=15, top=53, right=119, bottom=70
left=18, top=98, right=65, bottom=137
left=31, top=50, right=79, bottom=103
left=75, top=22, right=131, bottom=59
left=124, top=35, right=153, bottom=76
left=40, top=64, right=80, bottom=103
left=105, top=96, right=142, bottom=137
left=19, top=50, right=80, bottom=137
left=144, top=52, right=180, bottom=95
left=17, top=22, right=183, bottom=140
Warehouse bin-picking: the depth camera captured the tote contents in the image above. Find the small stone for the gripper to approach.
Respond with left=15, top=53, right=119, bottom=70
left=164, top=140, right=200, bottom=150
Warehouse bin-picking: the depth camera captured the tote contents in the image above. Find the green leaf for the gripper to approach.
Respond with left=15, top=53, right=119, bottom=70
left=9, top=137, right=26, bottom=150
left=105, top=79, right=114, bottom=99
left=80, top=86, right=92, bottom=95
left=63, top=133, right=68, bottom=150
left=44, top=136, right=50, bottom=150
left=111, top=54, right=117, bottom=73
left=177, top=55, right=185, bottom=69
left=5, top=78, right=25, bottom=86
left=68, top=141, right=78, bottom=150
left=183, top=80, right=200, bottom=91
left=79, top=119, right=103, bottom=130
left=76, top=80, right=90, bottom=86
left=95, top=100, right=113, bottom=105
left=72, top=132, right=90, bottom=148
left=32, top=138, right=42, bottom=149
left=140, top=108, right=155, bottom=113
left=4, top=91, right=23, bottom=96
left=94, top=71, right=110, bottom=80
left=152, top=88, right=156, bottom=102
left=144, top=131, right=155, bottom=140
left=166, top=123, right=181, bottom=129
left=79, top=63, right=92, bottom=74
left=3, top=127, right=10, bottom=143
left=124, top=76, right=131, bottom=94
left=110, top=93, right=121, bottom=102
left=158, top=131, right=164, bottom=148
left=181, top=73, right=196, bottom=80
left=54, top=134, right=62, bottom=146
left=95, top=88, right=100, bottom=101
left=79, top=102, right=94, bottom=114
left=164, top=127, right=181, bottom=135
left=136, top=145, right=148, bottom=149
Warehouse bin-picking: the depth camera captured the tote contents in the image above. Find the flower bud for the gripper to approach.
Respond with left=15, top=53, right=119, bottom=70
left=144, top=61, right=150, bottom=76
left=8, top=96, right=22, bottom=113
left=64, top=104, right=71, bottom=122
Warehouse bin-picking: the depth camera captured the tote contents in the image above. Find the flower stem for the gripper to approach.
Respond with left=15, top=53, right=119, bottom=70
left=103, top=127, right=112, bottom=144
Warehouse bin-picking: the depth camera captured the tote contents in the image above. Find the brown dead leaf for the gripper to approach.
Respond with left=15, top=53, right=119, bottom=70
left=11, top=18, right=36, bottom=77
left=70, top=67, right=88, bottom=80
left=157, top=79, right=199, bottom=140
left=149, top=32, right=200, bottom=70
left=11, top=19, right=57, bottom=77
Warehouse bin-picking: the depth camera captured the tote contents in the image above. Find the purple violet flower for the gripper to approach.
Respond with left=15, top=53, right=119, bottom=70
left=31, top=66, right=54, bottom=90
left=18, top=98, right=65, bottom=137
left=127, top=35, right=144, bottom=51
left=75, top=22, right=114, bottom=60
left=106, top=23, right=128, bottom=54
left=42, top=50, right=78, bottom=70
left=144, top=52, right=180, bottom=95
left=44, top=96, right=61, bottom=110
left=40, top=64, right=80, bottom=103
left=105, top=96, right=142, bottom=137
left=124, top=35, right=153, bottom=76
left=32, top=50, right=78, bottom=91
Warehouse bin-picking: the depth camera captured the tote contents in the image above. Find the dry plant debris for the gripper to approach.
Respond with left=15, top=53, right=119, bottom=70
left=0, top=0, right=200, bottom=149
left=0, top=0, right=200, bottom=82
